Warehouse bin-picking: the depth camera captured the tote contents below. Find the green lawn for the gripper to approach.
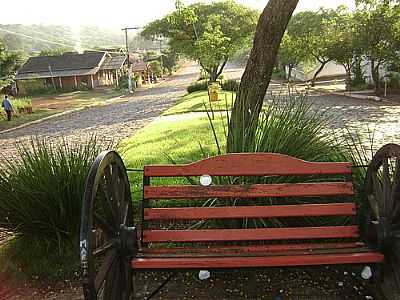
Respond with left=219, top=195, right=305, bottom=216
left=163, top=91, right=236, bottom=115
left=119, top=114, right=227, bottom=207
left=0, top=110, right=58, bottom=131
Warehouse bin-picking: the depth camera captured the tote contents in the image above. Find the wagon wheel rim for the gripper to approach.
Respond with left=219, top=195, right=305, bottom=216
left=366, top=144, right=400, bottom=248
left=365, top=144, right=400, bottom=300
left=80, top=151, right=136, bottom=300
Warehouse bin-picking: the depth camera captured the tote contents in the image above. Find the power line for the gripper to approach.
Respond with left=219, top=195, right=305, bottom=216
left=0, top=27, right=123, bottom=54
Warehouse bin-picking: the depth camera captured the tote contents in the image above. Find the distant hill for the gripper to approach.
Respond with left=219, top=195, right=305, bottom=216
left=0, top=24, right=126, bottom=56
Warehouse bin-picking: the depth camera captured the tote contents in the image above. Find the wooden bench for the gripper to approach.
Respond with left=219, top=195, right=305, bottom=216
left=79, top=151, right=384, bottom=299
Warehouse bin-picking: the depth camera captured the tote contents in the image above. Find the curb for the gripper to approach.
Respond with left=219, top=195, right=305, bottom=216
left=309, top=88, right=396, bottom=105
left=0, top=95, right=128, bottom=135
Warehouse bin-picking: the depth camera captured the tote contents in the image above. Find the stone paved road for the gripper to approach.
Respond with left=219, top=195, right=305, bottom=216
left=0, top=62, right=200, bottom=159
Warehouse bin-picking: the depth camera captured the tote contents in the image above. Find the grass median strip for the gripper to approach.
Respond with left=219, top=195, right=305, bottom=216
left=163, top=91, right=235, bottom=115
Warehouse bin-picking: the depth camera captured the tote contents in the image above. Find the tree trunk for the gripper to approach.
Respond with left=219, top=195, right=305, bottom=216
left=343, top=65, right=352, bottom=91
left=287, top=64, right=293, bottom=82
left=227, top=0, right=299, bottom=153
left=371, top=60, right=381, bottom=95
left=209, top=65, right=219, bottom=83
left=311, top=61, right=328, bottom=87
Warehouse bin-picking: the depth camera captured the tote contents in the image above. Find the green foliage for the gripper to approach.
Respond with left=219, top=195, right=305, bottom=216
left=0, top=40, right=22, bottom=90
left=142, top=1, right=259, bottom=81
left=163, top=91, right=235, bottom=115
left=0, top=136, right=111, bottom=254
left=287, top=7, right=352, bottom=84
left=1, top=236, right=78, bottom=279
left=162, top=49, right=179, bottom=74
left=9, top=97, right=32, bottom=114
left=351, top=58, right=366, bottom=87
left=204, top=94, right=373, bottom=228
left=354, top=1, right=400, bottom=91
left=221, top=79, right=239, bottom=92
left=187, top=80, right=208, bottom=93
left=18, top=79, right=55, bottom=96
left=278, top=33, right=310, bottom=80
left=149, top=60, right=162, bottom=77
left=38, top=48, right=75, bottom=56
left=387, top=73, right=400, bottom=89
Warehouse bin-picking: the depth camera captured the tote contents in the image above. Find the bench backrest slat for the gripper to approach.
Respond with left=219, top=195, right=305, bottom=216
left=144, top=153, right=352, bottom=177
left=144, top=182, right=353, bottom=199
left=143, top=226, right=359, bottom=243
left=144, top=203, right=356, bottom=220
left=141, top=153, right=356, bottom=246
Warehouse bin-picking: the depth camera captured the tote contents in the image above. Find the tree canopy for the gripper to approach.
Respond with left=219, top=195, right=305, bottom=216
left=0, top=40, right=21, bottom=90
left=141, top=1, right=259, bottom=82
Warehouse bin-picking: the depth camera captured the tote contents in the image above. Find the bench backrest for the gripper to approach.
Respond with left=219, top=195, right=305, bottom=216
left=141, top=153, right=356, bottom=245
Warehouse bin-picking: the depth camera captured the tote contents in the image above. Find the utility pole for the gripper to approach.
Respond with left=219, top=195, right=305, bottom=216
left=154, top=37, right=164, bottom=78
left=121, top=27, right=140, bottom=93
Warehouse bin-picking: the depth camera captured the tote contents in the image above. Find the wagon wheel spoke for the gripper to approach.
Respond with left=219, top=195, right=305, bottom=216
left=104, top=258, right=122, bottom=300
left=103, top=165, right=120, bottom=224
left=392, top=158, right=400, bottom=221
left=383, top=158, right=393, bottom=217
left=123, top=260, right=133, bottom=300
left=94, top=213, right=116, bottom=237
left=371, top=172, right=383, bottom=219
left=93, top=240, right=116, bottom=257
left=95, top=248, right=117, bottom=292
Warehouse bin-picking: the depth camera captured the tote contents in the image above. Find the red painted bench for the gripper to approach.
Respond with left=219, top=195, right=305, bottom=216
left=80, top=151, right=384, bottom=299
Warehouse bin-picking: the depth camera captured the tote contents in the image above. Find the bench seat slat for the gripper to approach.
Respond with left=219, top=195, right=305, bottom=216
left=132, top=252, right=384, bottom=269
left=138, top=246, right=371, bottom=258
left=144, top=182, right=354, bottom=199
left=143, top=226, right=359, bottom=243
left=144, top=153, right=352, bottom=177
left=144, top=203, right=356, bottom=220
left=143, top=242, right=365, bottom=254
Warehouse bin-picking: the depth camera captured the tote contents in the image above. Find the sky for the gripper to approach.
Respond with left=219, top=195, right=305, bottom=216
left=0, top=0, right=355, bottom=30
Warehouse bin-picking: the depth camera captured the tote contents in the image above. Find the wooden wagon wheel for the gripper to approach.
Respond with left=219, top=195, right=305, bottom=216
left=80, top=151, right=137, bottom=300
left=365, top=143, right=400, bottom=299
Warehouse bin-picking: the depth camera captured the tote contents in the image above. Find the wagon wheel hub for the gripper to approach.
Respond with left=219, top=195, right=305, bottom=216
left=118, top=225, right=137, bottom=257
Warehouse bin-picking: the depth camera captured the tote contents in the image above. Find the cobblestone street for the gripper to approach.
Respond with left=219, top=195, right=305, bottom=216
left=0, top=63, right=200, bottom=159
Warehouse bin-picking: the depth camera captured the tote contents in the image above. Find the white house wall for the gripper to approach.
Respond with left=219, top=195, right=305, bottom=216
left=291, top=61, right=346, bottom=82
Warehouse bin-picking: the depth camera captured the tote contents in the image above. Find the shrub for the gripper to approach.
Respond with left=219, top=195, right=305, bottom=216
left=221, top=79, right=240, bottom=92
left=388, top=73, right=400, bottom=89
left=187, top=80, right=208, bottom=93
left=0, top=136, right=112, bottom=277
left=10, top=97, right=32, bottom=114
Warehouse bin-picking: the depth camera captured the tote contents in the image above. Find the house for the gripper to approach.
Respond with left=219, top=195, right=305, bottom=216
left=131, top=57, right=151, bottom=86
left=15, top=51, right=126, bottom=94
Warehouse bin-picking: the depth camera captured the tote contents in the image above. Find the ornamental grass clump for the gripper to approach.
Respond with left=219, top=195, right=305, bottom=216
left=200, top=92, right=371, bottom=228
left=0, top=136, right=111, bottom=248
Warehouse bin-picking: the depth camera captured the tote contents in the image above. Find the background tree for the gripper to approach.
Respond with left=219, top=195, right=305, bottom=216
left=287, top=9, right=345, bottom=87
left=161, top=48, right=179, bottom=75
left=354, top=0, right=400, bottom=94
left=142, top=1, right=259, bottom=82
left=326, top=7, right=362, bottom=90
left=278, top=33, right=309, bottom=81
left=228, top=0, right=299, bottom=153
left=0, top=40, right=21, bottom=90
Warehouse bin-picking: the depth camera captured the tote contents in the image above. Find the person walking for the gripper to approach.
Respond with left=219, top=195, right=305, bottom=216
left=2, top=95, right=13, bottom=121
